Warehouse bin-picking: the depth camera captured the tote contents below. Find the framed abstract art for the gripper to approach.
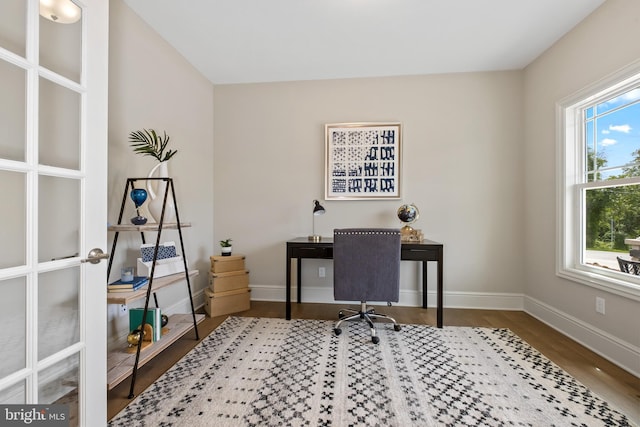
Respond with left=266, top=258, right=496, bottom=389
left=325, top=122, right=402, bottom=200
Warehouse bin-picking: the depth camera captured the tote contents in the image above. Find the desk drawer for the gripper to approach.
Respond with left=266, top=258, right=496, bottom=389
left=291, top=246, right=333, bottom=259
left=401, top=247, right=438, bottom=261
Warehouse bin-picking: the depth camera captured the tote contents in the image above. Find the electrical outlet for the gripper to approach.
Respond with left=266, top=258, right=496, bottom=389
left=119, top=304, right=128, bottom=315
left=595, top=297, right=605, bottom=315
left=319, top=267, right=326, bottom=278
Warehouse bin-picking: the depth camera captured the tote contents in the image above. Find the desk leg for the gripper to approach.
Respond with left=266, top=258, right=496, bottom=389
left=421, top=261, right=428, bottom=309
left=286, top=254, right=292, bottom=320
left=437, top=248, right=443, bottom=328
left=296, top=258, right=302, bottom=304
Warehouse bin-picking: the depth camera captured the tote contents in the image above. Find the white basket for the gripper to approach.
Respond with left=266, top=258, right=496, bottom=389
left=137, top=256, right=186, bottom=278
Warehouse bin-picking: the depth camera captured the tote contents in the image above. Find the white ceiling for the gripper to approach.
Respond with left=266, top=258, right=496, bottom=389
left=122, top=0, right=605, bottom=85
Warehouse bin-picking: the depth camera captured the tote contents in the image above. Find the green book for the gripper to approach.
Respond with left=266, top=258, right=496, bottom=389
left=129, top=307, right=161, bottom=342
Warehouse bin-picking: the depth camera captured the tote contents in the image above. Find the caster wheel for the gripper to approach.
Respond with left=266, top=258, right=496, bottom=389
left=372, top=336, right=380, bottom=344
left=334, top=328, right=342, bottom=336
left=394, top=324, right=401, bottom=332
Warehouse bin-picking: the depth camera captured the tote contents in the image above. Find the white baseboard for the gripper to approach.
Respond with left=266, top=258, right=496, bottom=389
left=524, top=296, right=640, bottom=378
left=442, top=290, right=524, bottom=310
left=248, top=284, right=524, bottom=310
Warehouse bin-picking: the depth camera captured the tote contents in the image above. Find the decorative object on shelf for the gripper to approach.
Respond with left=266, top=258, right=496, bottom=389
left=140, top=241, right=177, bottom=263
left=120, top=266, right=134, bottom=283
left=107, top=275, right=148, bottom=292
left=219, top=238, right=233, bottom=256
left=137, top=255, right=186, bottom=279
left=127, top=329, right=143, bottom=347
left=130, top=307, right=161, bottom=342
left=397, top=203, right=423, bottom=242
left=308, top=200, right=326, bottom=242
left=325, top=122, right=402, bottom=200
left=126, top=323, right=153, bottom=351
left=129, top=129, right=177, bottom=162
left=129, top=129, right=178, bottom=223
left=161, top=314, right=169, bottom=327
left=130, top=188, right=148, bottom=225
left=146, top=161, right=176, bottom=223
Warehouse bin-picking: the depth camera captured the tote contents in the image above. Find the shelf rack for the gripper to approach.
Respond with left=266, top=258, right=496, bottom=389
left=107, top=177, right=199, bottom=398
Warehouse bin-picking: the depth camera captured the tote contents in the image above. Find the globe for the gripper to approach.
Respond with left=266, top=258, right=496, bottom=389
left=397, top=204, right=419, bottom=226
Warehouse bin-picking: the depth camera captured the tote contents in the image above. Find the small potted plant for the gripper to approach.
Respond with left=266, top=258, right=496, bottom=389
left=219, top=238, right=233, bottom=256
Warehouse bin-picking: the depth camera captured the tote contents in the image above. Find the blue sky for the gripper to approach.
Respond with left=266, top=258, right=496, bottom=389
left=591, top=88, right=640, bottom=176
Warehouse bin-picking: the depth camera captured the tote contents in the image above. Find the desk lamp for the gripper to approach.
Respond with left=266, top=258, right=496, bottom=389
left=308, top=200, right=326, bottom=242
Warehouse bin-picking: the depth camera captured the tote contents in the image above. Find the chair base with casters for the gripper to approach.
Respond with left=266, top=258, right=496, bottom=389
left=333, top=301, right=401, bottom=344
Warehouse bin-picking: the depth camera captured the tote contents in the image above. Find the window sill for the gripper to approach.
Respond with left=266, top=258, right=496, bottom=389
left=557, top=266, right=640, bottom=301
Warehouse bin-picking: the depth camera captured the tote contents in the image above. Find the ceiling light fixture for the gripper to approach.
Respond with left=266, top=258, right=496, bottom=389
left=39, top=0, right=81, bottom=24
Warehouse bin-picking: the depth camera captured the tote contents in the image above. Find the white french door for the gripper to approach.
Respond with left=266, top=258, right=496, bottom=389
left=0, top=1, right=108, bottom=426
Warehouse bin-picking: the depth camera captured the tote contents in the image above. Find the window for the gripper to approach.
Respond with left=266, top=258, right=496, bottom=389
left=557, top=62, right=640, bottom=299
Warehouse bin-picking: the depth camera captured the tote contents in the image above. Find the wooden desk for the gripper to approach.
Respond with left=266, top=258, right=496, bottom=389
left=285, top=237, right=444, bottom=327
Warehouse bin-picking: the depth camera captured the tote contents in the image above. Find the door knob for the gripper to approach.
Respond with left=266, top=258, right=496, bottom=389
left=81, top=248, right=110, bottom=264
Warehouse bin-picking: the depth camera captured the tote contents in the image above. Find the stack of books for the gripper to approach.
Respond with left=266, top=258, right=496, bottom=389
left=107, top=276, right=148, bottom=293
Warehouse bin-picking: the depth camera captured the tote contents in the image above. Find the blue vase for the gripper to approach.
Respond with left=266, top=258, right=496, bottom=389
left=130, top=188, right=148, bottom=225
left=130, top=188, right=148, bottom=208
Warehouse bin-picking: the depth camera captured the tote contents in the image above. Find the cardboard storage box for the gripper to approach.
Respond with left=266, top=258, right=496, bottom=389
left=137, top=256, right=186, bottom=278
left=204, top=287, right=251, bottom=317
left=210, top=255, right=245, bottom=273
left=209, top=270, right=250, bottom=293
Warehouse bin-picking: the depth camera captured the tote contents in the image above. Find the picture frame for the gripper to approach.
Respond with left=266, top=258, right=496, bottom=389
left=325, top=122, right=402, bottom=200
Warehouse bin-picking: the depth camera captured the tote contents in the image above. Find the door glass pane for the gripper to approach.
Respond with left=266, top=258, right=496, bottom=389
left=0, top=0, right=27, bottom=57
left=39, top=77, right=80, bottom=170
left=38, top=353, right=79, bottom=427
left=39, top=176, right=79, bottom=263
left=0, top=170, right=26, bottom=268
left=39, top=2, right=82, bottom=83
left=0, top=277, right=26, bottom=379
left=0, top=380, right=26, bottom=404
left=0, top=60, right=26, bottom=161
left=38, top=268, right=79, bottom=360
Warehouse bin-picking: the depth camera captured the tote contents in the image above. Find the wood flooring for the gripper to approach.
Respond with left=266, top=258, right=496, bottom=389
left=107, top=302, right=640, bottom=422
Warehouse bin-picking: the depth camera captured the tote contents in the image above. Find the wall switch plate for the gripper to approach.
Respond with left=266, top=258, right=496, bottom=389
left=319, top=267, right=326, bottom=278
left=595, top=297, right=605, bottom=315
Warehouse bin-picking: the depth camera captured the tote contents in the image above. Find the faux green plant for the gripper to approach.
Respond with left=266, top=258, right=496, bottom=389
left=129, top=129, right=177, bottom=162
left=219, top=239, right=232, bottom=247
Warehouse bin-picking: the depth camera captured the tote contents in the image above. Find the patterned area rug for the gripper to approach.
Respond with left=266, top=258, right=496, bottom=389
left=109, top=316, right=635, bottom=426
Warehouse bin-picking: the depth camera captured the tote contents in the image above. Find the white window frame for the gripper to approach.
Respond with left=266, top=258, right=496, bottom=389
left=557, top=59, right=640, bottom=302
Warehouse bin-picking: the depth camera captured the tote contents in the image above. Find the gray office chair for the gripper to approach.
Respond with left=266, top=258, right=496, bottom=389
left=333, top=228, right=402, bottom=344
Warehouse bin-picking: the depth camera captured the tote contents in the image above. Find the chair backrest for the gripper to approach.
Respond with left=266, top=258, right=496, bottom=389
left=617, top=256, right=640, bottom=275
left=333, top=228, right=401, bottom=302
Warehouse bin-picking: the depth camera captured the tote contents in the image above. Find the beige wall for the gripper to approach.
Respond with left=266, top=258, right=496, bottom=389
left=523, top=0, right=640, bottom=373
left=213, top=72, right=525, bottom=307
left=107, top=0, right=214, bottom=348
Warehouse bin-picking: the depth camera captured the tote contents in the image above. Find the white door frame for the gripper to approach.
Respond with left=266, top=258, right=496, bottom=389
left=81, top=0, right=109, bottom=424
left=0, top=0, right=109, bottom=425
